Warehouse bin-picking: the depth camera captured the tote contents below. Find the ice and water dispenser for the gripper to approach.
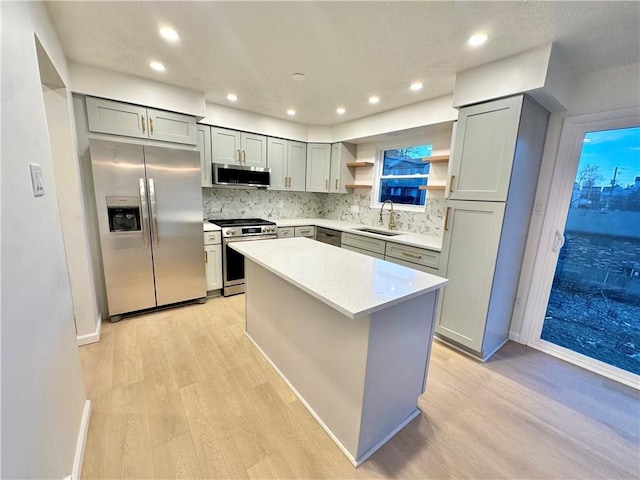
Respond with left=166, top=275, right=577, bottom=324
left=106, top=196, right=141, bottom=232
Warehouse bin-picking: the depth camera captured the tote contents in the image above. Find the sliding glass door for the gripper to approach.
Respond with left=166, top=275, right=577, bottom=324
left=525, top=109, right=640, bottom=387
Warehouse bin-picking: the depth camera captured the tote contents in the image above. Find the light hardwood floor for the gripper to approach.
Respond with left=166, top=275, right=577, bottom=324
left=79, top=295, right=639, bottom=479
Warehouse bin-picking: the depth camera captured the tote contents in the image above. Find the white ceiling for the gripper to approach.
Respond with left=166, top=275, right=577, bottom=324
left=46, top=1, right=640, bottom=126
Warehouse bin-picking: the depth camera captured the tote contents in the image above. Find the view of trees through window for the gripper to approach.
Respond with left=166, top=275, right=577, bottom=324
left=378, top=144, right=432, bottom=206
left=541, top=126, right=640, bottom=375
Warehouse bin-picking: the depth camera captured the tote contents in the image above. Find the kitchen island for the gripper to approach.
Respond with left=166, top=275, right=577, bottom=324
left=231, top=237, right=448, bottom=466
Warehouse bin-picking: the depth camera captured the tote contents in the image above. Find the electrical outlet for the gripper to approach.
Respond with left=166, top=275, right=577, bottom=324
left=278, top=200, right=284, bottom=209
left=350, top=205, right=359, bottom=213
left=29, top=163, right=44, bottom=197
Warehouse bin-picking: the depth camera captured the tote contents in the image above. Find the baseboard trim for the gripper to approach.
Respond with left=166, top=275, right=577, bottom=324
left=72, top=400, right=91, bottom=480
left=77, top=313, right=102, bottom=346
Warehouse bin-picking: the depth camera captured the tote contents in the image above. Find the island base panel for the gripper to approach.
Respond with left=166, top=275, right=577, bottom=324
left=244, top=260, right=438, bottom=466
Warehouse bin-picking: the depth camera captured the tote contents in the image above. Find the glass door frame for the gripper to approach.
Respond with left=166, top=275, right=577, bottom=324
left=520, top=106, right=640, bottom=389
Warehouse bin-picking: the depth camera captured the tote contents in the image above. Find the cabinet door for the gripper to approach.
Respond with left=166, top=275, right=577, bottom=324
left=267, top=137, right=288, bottom=191
left=212, top=127, right=242, bottom=164
left=242, top=133, right=267, bottom=168
left=305, top=143, right=331, bottom=192
left=436, top=201, right=505, bottom=354
left=277, top=227, right=294, bottom=238
left=329, top=143, right=343, bottom=193
left=294, top=226, right=315, bottom=238
left=205, top=244, right=223, bottom=291
left=449, top=95, right=523, bottom=202
left=288, top=141, right=307, bottom=192
left=329, top=143, right=356, bottom=193
left=197, top=125, right=212, bottom=187
left=86, top=97, right=148, bottom=139
left=147, top=108, right=197, bottom=145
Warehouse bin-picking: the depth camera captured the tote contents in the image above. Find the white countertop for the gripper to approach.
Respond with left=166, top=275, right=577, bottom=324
left=231, top=237, right=448, bottom=319
left=274, top=218, right=443, bottom=252
left=203, top=222, right=221, bottom=232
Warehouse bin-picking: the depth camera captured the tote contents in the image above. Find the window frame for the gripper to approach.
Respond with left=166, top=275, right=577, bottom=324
left=370, top=142, right=433, bottom=212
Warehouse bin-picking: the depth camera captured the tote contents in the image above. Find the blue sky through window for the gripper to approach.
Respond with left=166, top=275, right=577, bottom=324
left=580, top=127, right=640, bottom=187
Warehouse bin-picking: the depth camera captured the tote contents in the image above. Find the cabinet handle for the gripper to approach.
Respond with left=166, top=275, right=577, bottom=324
left=237, top=149, right=241, bottom=163
left=444, top=207, right=451, bottom=231
left=326, top=179, right=329, bottom=190
left=149, top=116, right=154, bottom=135
left=402, top=252, right=422, bottom=260
left=141, top=114, right=146, bottom=133
left=335, top=179, right=339, bottom=190
left=205, top=250, right=208, bottom=263
left=242, top=150, right=246, bottom=163
left=288, top=177, right=291, bottom=188
left=449, top=175, right=455, bottom=193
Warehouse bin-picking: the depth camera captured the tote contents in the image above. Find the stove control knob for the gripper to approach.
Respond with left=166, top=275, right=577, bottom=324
left=227, top=229, right=235, bottom=236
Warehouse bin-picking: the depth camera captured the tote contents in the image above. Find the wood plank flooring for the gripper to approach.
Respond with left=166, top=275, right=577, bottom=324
left=79, top=295, right=640, bottom=479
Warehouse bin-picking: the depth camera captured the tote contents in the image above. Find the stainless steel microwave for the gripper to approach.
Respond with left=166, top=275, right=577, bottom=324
left=212, top=163, right=270, bottom=189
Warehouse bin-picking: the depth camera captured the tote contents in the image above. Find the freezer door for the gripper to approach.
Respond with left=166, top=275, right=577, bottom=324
left=144, top=145, right=206, bottom=306
left=89, top=139, right=156, bottom=316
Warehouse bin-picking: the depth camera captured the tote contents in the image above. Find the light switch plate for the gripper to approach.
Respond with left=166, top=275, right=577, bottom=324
left=350, top=205, right=359, bottom=213
left=29, top=163, right=45, bottom=197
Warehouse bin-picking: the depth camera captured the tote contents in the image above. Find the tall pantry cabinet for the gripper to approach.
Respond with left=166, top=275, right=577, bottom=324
left=436, top=95, right=549, bottom=360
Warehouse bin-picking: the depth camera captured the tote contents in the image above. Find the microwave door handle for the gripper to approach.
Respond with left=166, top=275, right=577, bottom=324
left=138, top=178, right=150, bottom=247
left=148, top=178, right=159, bottom=247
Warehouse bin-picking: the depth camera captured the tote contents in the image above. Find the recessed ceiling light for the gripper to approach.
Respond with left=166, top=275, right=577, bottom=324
left=468, top=33, right=488, bottom=47
left=159, top=27, right=180, bottom=42
left=226, top=93, right=238, bottom=102
left=287, top=109, right=296, bottom=116
left=290, top=73, right=307, bottom=81
left=410, top=82, right=423, bottom=91
left=369, top=96, right=380, bottom=104
left=149, top=61, right=166, bottom=72
left=336, top=107, right=346, bottom=115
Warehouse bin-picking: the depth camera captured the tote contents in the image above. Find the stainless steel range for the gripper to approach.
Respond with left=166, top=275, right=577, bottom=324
left=209, top=218, right=277, bottom=296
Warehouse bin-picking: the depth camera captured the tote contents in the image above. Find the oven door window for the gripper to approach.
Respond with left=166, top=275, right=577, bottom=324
left=225, top=243, right=244, bottom=282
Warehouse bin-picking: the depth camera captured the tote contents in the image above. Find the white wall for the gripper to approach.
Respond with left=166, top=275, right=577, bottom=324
left=70, top=62, right=206, bottom=118
left=510, top=61, right=640, bottom=342
left=1, top=2, right=87, bottom=478
left=42, top=86, right=101, bottom=344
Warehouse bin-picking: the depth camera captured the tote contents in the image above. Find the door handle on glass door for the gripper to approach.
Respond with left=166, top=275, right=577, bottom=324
left=138, top=178, right=150, bottom=247
left=148, top=178, right=159, bottom=247
left=552, top=230, right=565, bottom=252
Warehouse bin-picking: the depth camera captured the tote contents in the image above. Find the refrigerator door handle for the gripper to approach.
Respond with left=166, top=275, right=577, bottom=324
left=148, top=178, right=160, bottom=247
left=138, top=178, right=150, bottom=247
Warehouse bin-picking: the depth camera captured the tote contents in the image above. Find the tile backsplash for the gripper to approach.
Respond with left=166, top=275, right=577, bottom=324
left=322, top=192, right=446, bottom=239
left=202, top=188, right=324, bottom=220
left=202, top=188, right=445, bottom=240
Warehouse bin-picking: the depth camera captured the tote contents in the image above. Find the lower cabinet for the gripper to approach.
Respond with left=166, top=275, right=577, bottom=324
left=204, top=231, right=222, bottom=293
left=341, top=233, right=386, bottom=259
left=435, top=200, right=507, bottom=360
left=278, top=226, right=315, bottom=239
left=277, top=227, right=294, bottom=238
left=384, top=242, right=441, bottom=274
left=294, top=226, right=315, bottom=238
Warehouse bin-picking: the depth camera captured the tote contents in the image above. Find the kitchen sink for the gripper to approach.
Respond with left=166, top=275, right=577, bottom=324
left=354, top=227, right=403, bottom=236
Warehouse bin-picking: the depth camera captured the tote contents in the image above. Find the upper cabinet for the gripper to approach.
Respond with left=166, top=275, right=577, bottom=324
left=305, top=143, right=331, bottom=192
left=197, top=124, right=212, bottom=187
left=267, top=138, right=306, bottom=192
left=85, top=96, right=197, bottom=145
left=212, top=127, right=266, bottom=168
left=329, top=142, right=356, bottom=193
left=448, top=95, right=524, bottom=202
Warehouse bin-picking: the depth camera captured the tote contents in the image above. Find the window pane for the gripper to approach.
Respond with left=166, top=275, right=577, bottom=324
left=382, top=146, right=432, bottom=175
left=379, top=177, right=427, bottom=205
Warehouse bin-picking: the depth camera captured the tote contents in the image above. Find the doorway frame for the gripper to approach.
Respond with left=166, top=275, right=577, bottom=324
left=520, top=106, right=640, bottom=389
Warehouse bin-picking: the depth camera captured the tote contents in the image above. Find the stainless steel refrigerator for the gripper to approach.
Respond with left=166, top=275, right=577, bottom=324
left=89, top=138, right=205, bottom=320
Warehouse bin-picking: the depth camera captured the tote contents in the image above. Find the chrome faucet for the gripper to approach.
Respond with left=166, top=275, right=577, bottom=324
left=379, top=199, right=396, bottom=230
